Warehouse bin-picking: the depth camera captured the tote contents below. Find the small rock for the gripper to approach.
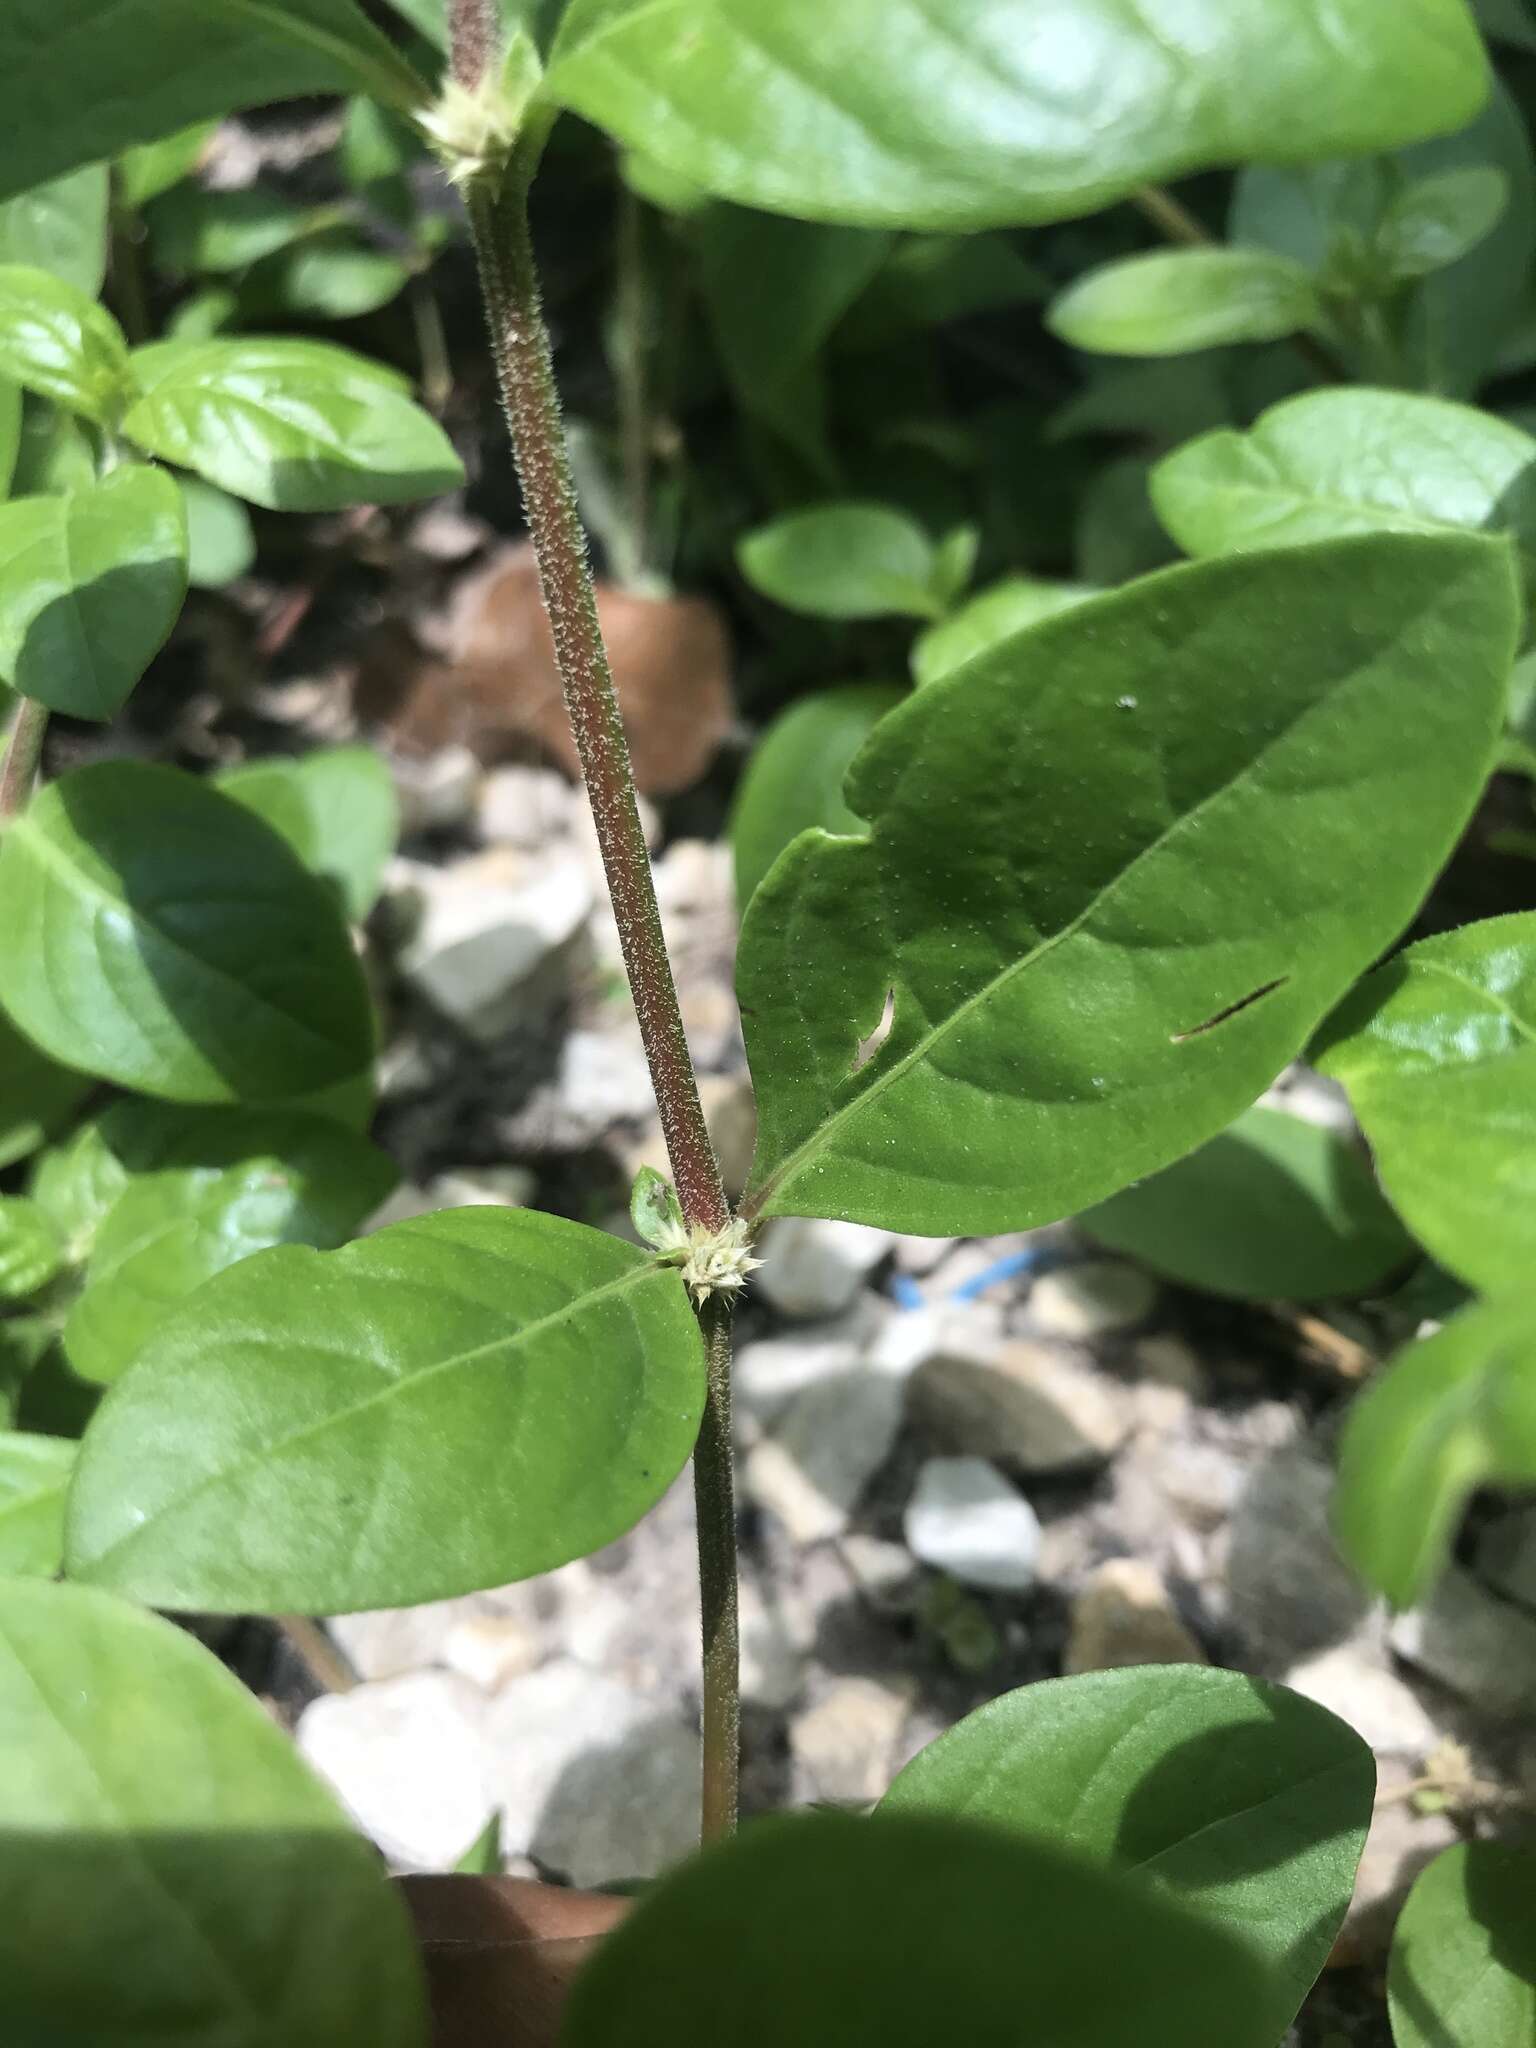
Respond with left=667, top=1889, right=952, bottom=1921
left=406, top=501, right=489, bottom=562
left=1283, top=1639, right=1440, bottom=1760
left=903, top=1456, right=1041, bottom=1592
left=558, top=1027, right=657, bottom=1126
left=327, top=1601, right=484, bottom=1682
left=1259, top=1062, right=1356, bottom=1136
left=791, top=1678, right=911, bottom=1806
left=1332, top=1761, right=1462, bottom=1964
left=910, top=1336, right=1130, bottom=1473
left=1226, top=1443, right=1374, bottom=1671
left=442, top=1614, right=544, bottom=1691
left=678, top=978, right=743, bottom=1073
left=1028, top=1261, right=1158, bottom=1338
left=738, top=1576, right=808, bottom=1710
left=476, top=764, right=578, bottom=849
left=1390, top=1567, right=1536, bottom=1717
left=1473, top=1503, right=1536, bottom=1612
left=734, top=1296, right=892, bottom=1427
left=744, top=1370, right=904, bottom=1544
left=392, top=853, right=592, bottom=1040
left=891, top=1235, right=960, bottom=1277
left=839, top=1533, right=921, bottom=1610
left=298, top=1672, right=490, bottom=1869
left=1065, top=1559, right=1207, bottom=1674
left=754, top=1217, right=896, bottom=1319
left=1131, top=1334, right=1207, bottom=1397
left=390, top=745, right=481, bottom=835
left=362, top=1167, right=536, bottom=1233
left=484, top=1659, right=698, bottom=1888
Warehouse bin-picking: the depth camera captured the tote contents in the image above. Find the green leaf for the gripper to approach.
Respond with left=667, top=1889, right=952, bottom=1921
left=1378, top=166, right=1508, bottom=280
left=545, top=0, right=1490, bottom=232
left=1332, top=1295, right=1536, bottom=1606
left=117, top=122, right=219, bottom=212
left=0, top=379, right=20, bottom=496
left=563, top=1808, right=1267, bottom=2048
left=738, top=535, right=1517, bottom=1234
left=148, top=183, right=328, bottom=275
left=0, top=266, right=131, bottom=423
left=65, top=1207, right=707, bottom=1613
left=1389, top=1842, right=1536, bottom=2048
left=1476, top=0, right=1536, bottom=49
left=453, top=1811, right=503, bottom=1875
left=252, top=233, right=413, bottom=321
left=0, top=1012, right=90, bottom=1172
left=28, top=1121, right=135, bottom=1263
left=0, top=467, right=188, bottom=719
left=630, top=1165, right=685, bottom=1252
left=1048, top=249, right=1321, bottom=359
left=179, top=475, right=256, bottom=588
left=0, top=761, right=376, bottom=1105
left=839, top=233, right=1045, bottom=349
left=739, top=504, right=941, bottom=620
left=0, top=168, right=109, bottom=296
left=0, top=1199, right=64, bottom=1303
left=216, top=747, right=399, bottom=923
left=1152, top=390, right=1536, bottom=570
left=122, top=337, right=464, bottom=511
left=1315, top=915, right=1536, bottom=1295
left=9, top=398, right=95, bottom=497
left=882, top=1666, right=1373, bottom=2046
left=0, top=1433, right=76, bottom=1576
left=911, top=577, right=1100, bottom=687
left=0, top=1, right=427, bottom=204
left=1081, top=1105, right=1414, bottom=1301
left=730, top=684, right=904, bottom=913
left=60, top=1106, right=397, bottom=1386
left=0, top=1578, right=428, bottom=2043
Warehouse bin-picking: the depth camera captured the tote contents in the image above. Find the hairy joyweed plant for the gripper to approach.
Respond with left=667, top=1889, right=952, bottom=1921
left=0, top=0, right=1534, bottom=2043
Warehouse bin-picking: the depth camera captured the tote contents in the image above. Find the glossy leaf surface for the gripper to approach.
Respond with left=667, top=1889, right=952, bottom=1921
left=911, top=577, right=1100, bottom=687
left=738, top=504, right=942, bottom=621
left=1081, top=1105, right=1414, bottom=1301
left=730, top=684, right=903, bottom=913
left=1153, top=390, right=1536, bottom=568
left=546, top=0, right=1489, bottom=231
left=1333, top=1295, right=1536, bottom=1607
left=564, top=1808, right=1264, bottom=2048
left=0, top=1433, right=76, bottom=1576
left=217, top=747, right=399, bottom=921
left=0, top=266, right=130, bottom=423
left=1388, top=1843, right=1536, bottom=2048
left=1315, top=915, right=1536, bottom=1294
left=0, top=1198, right=64, bottom=1302
left=121, top=338, right=463, bottom=511
left=1049, top=250, right=1319, bottom=358
left=0, top=0, right=425, bottom=202
left=740, top=536, right=1516, bottom=1233
left=0, top=1578, right=428, bottom=2044
left=0, top=763, right=375, bottom=1104
left=66, top=1207, right=706, bottom=1612
left=0, top=168, right=109, bottom=295
left=883, top=1666, right=1372, bottom=2046
left=0, top=467, right=188, bottom=719
left=60, top=1107, right=397, bottom=1386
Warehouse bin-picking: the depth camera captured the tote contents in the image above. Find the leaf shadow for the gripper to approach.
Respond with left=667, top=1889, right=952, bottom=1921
left=10, top=557, right=184, bottom=722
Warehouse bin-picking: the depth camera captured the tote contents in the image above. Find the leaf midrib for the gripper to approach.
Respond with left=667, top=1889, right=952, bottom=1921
left=81, top=1255, right=673, bottom=1573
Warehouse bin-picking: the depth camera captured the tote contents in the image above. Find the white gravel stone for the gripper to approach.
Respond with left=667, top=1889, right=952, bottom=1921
left=1389, top=1568, right=1536, bottom=1717
left=390, top=745, right=481, bottom=834
left=791, top=1678, right=911, bottom=1806
left=442, top=1614, right=545, bottom=1691
left=1065, top=1559, right=1207, bottom=1673
left=558, top=1027, right=658, bottom=1125
left=744, top=1370, right=904, bottom=1544
left=393, top=853, right=592, bottom=1040
left=1284, top=1640, right=1441, bottom=1759
left=734, top=1296, right=892, bottom=1426
left=298, top=1672, right=490, bottom=1870
left=476, top=764, right=578, bottom=849
left=1028, top=1261, right=1158, bottom=1338
left=910, top=1335, right=1130, bottom=1472
left=754, top=1217, right=897, bottom=1319
left=903, top=1456, right=1041, bottom=1592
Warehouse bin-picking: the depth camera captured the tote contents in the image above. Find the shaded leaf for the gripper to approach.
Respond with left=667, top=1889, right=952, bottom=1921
left=66, top=1207, right=706, bottom=1613
left=883, top=1665, right=1373, bottom=2046
left=1315, top=915, right=1536, bottom=1294
left=1388, top=1842, right=1536, bottom=2048
left=0, top=168, right=109, bottom=295
left=0, top=1578, right=428, bottom=2044
left=0, top=467, right=188, bottom=719
left=0, top=1012, right=90, bottom=1173
left=0, top=379, right=19, bottom=495
left=148, top=183, right=327, bottom=275
left=217, top=747, right=399, bottom=921
left=1080, top=1105, right=1415, bottom=1301
left=1333, top=1295, right=1536, bottom=1606
left=121, top=337, right=463, bottom=511
left=60, top=1106, right=397, bottom=1386
left=179, top=476, right=256, bottom=588
left=1049, top=249, right=1321, bottom=358
left=0, top=265, right=131, bottom=423
left=116, top=122, right=219, bottom=212
left=0, top=762, right=376, bottom=1105
left=1153, top=389, right=1536, bottom=569
left=738, top=504, right=940, bottom=620
left=729, top=683, right=904, bottom=913
left=911, top=577, right=1100, bottom=686
left=0, top=1432, right=76, bottom=1576
left=1378, top=166, right=1508, bottom=280
left=0, top=1199, right=64, bottom=1303
left=563, top=1808, right=1267, bottom=2048
left=0, top=0, right=426, bottom=203
left=546, top=0, right=1489, bottom=232
left=252, top=233, right=413, bottom=320
left=738, top=536, right=1517, bottom=1234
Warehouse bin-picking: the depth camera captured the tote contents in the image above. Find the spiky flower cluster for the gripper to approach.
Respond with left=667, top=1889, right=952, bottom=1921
left=677, top=1218, right=764, bottom=1306
left=417, top=33, right=542, bottom=189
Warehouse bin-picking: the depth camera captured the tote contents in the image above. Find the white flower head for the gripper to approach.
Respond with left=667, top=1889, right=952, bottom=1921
left=418, top=31, right=542, bottom=189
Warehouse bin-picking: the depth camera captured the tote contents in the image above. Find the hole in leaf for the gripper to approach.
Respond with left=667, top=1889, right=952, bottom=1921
left=1171, top=976, right=1288, bottom=1044
left=852, top=988, right=896, bottom=1073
